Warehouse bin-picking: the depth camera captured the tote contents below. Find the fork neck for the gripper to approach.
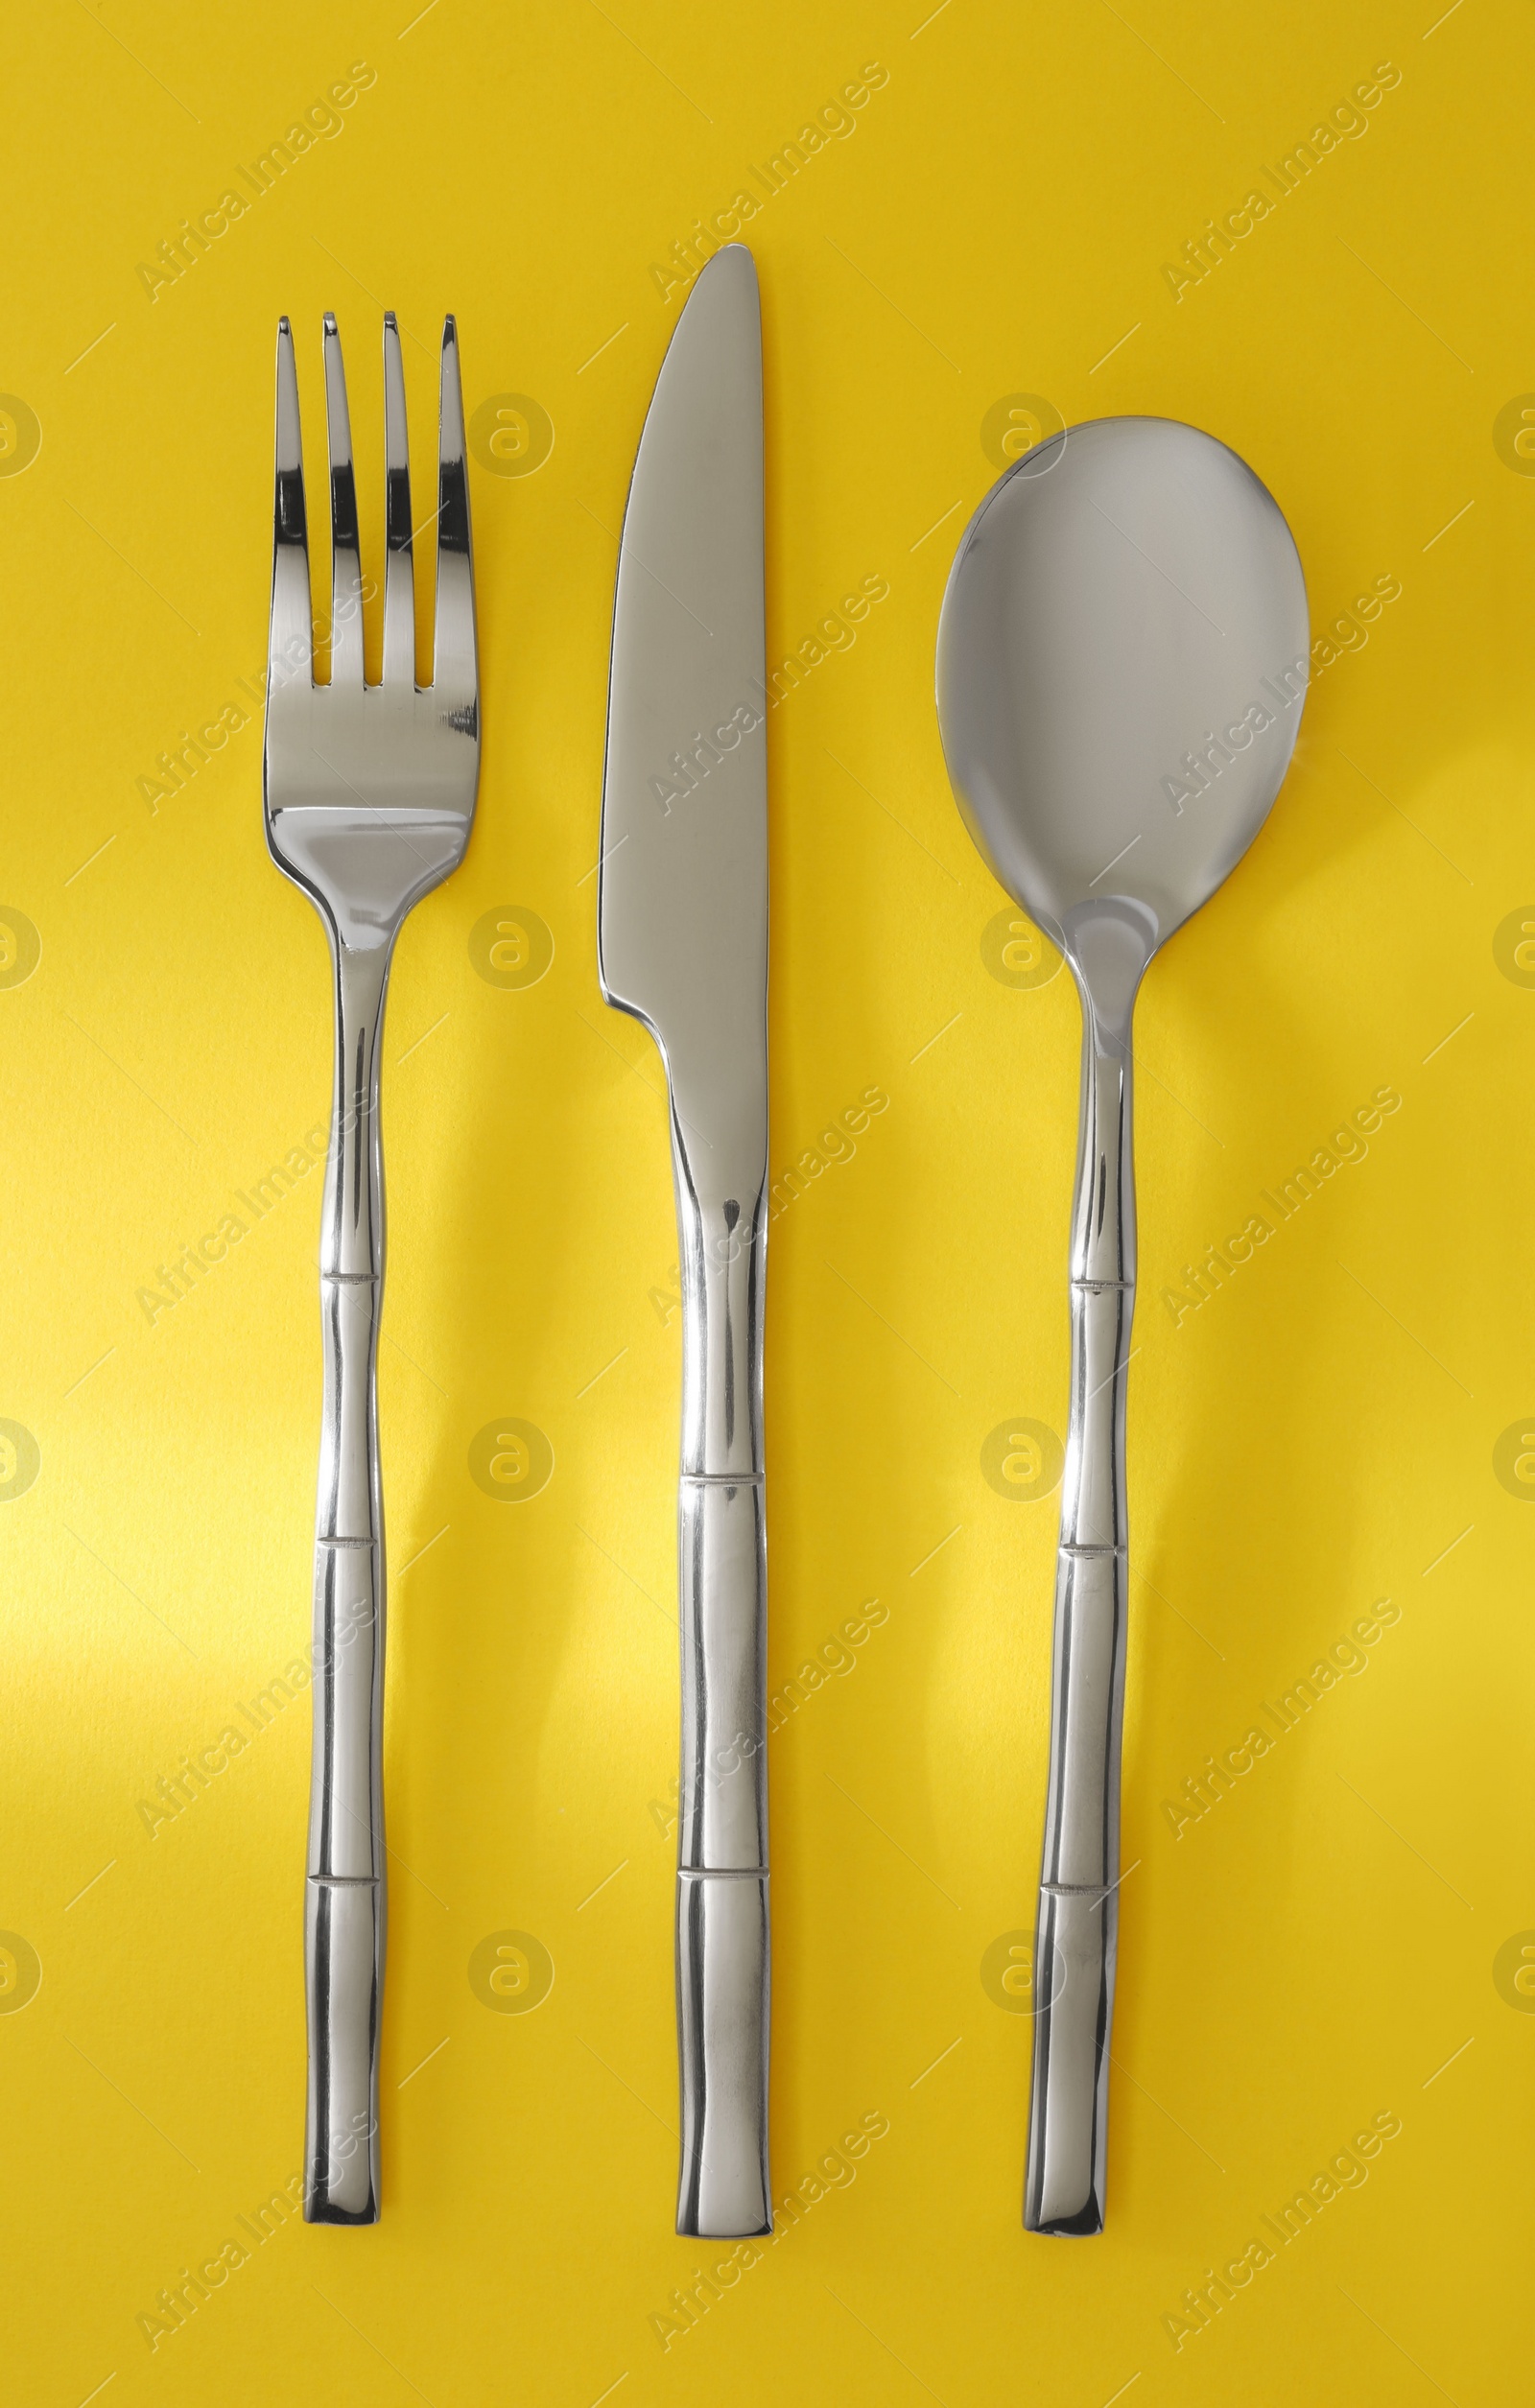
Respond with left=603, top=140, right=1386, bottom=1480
left=320, top=940, right=393, bottom=1283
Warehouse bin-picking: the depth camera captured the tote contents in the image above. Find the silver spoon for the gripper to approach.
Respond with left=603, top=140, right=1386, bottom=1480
left=936, top=414, right=1308, bottom=2233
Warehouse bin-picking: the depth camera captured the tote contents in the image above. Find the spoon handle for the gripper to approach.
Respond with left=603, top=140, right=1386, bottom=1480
left=1025, top=984, right=1135, bottom=2234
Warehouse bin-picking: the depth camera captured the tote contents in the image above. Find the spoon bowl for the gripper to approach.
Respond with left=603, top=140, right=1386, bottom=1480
left=935, top=415, right=1308, bottom=2235
left=938, top=413, right=1308, bottom=988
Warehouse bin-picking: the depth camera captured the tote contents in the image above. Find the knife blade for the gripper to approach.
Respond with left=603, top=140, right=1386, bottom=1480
left=598, top=243, right=770, bottom=2240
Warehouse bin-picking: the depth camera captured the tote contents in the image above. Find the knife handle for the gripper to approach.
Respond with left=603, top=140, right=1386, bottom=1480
left=675, top=1477, right=769, bottom=2236
left=1025, top=969, right=1135, bottom=2236
left=672, top=1135, right=770, bottom=2237
left=305, top=937, right=390, bottom=2224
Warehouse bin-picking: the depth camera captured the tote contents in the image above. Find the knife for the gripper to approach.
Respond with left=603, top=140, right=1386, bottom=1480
left=598, top=244, right=771, bottom=2239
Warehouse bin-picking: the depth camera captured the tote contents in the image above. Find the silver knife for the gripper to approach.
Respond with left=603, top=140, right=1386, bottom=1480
left=598, top=244, right=770, bottom=2239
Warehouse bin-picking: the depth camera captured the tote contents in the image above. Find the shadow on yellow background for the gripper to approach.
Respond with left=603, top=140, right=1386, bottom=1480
left=0, top=3, right=1529, bottom=2400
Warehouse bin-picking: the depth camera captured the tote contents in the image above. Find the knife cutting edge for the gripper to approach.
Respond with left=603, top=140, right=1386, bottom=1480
left=597, top=245, right=771, bottom=2238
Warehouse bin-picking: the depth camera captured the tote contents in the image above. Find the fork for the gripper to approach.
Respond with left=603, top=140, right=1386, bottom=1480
left=263, top=310, right=478, bottom=2223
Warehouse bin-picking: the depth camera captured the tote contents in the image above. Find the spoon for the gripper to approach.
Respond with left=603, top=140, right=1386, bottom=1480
left=935, top=414, right=1308, bottom=2233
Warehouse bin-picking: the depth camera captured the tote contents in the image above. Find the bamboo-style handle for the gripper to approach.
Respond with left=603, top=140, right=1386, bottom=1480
left=672, top=1109, right=770, bottom=2238
left=305, top=939, right=390, bottom=2223
left=1025, top=930, right=1140, bottom=2236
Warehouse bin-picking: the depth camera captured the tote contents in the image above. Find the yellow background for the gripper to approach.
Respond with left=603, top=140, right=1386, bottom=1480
left=2, top=2, right=1530, bottom=2399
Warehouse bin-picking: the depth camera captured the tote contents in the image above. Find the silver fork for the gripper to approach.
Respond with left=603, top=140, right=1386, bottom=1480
left=263, top=310, right=478, bottom=2224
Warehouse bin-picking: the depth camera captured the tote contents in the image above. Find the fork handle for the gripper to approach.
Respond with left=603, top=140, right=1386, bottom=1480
left=1025, top=963, right=1136, bottom=2236
left=305, top=937, right=390, bottom=2223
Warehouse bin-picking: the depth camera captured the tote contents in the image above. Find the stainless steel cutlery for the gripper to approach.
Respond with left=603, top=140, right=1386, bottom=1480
left=263, top=309, right=479, bottom=2223
left=599, top=245, right=772, bottom=2239
left=253, top=278, right=1310, bottom=2249
left=937, top=414, right=1307, bottom=2231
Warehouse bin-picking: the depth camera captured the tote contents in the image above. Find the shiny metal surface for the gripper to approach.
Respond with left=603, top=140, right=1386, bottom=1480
left=936, top=415, right=1307, bottom=2234
left=598, top=244, right=770, bottom=2237
left=264, top=311, right=478, bottom=2224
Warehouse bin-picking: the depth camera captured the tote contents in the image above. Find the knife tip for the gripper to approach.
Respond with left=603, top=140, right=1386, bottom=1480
left=695, top=240, right=757, bottom=293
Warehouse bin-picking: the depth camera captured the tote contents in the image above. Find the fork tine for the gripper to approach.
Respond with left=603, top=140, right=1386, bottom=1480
left=322, top=313, right=365, bottom=685
left=432, top=316, right=476, bottom=705
left=381, top=313, right=414, bottom=690
left=270, top=318, right=312, bottom=693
